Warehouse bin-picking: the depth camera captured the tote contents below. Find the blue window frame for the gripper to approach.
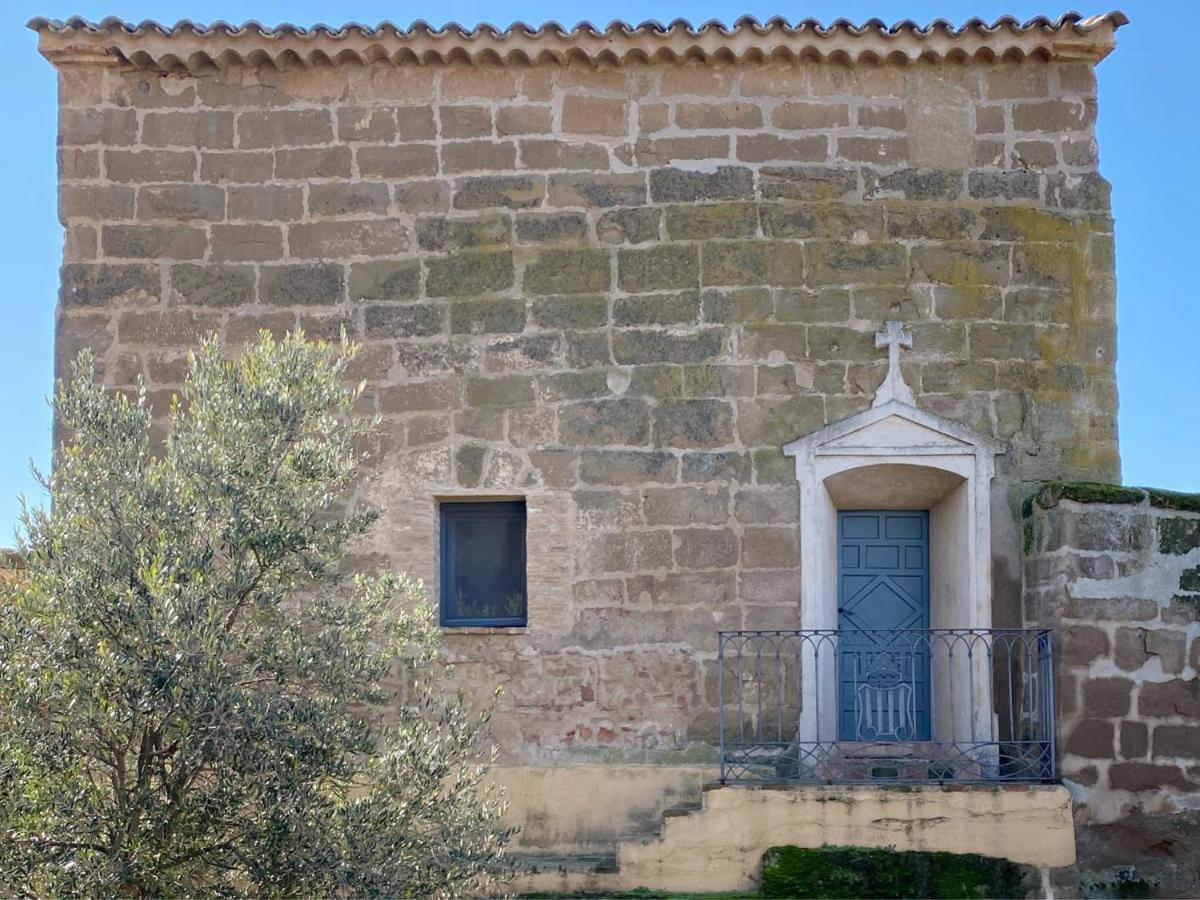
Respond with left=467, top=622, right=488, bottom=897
left=439, top=500, right=527, bottom=627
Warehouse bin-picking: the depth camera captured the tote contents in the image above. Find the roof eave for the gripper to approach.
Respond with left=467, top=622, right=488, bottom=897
left=28, top=12, right=1127, bottom=71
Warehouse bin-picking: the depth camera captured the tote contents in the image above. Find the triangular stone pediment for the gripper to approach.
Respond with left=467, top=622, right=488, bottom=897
left=823, top=414, right=973, bottom=452
left=783, top=399, right=999, bottom=459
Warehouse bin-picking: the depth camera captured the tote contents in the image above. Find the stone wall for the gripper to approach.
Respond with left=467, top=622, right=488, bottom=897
left=51, top=53, right=1119, bottom=761
left=1023, top=485, right=1200, bottom=824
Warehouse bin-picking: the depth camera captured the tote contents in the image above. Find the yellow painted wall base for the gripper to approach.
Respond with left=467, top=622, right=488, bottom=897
left=500, top=768, right=1076, bottom=895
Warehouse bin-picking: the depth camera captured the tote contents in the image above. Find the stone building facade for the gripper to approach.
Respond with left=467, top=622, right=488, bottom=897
left=32, top=11, right=1199, bottom=894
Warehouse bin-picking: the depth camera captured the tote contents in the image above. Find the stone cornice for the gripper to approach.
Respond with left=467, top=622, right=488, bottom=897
left=29, top=12, right=1126, bottom=71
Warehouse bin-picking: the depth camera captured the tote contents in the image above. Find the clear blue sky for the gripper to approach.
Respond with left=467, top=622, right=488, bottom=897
left=0, top=0, right=1195, bottom=540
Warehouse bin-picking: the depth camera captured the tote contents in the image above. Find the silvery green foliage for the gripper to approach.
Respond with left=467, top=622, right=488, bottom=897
left=0, top=332, right=514, bottom=897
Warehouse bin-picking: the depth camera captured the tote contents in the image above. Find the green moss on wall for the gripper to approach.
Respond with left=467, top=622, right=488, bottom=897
left=759, top=845, right=1030, bottom=899
left=1028, top=481, right=1200, bottom=516
left=1147, top=489, right=1200, bottom=513
left=1032, top=481, right=1148, bottom=511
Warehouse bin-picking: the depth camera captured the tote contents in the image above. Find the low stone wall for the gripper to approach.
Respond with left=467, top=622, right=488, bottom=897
left=1022, top=484, right=1200, bottom=824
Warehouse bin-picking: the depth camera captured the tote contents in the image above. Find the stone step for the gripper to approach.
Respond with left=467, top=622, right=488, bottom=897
left=662, top=802, right=703, bottom=818
left=514, top=853, right=619, bottom=875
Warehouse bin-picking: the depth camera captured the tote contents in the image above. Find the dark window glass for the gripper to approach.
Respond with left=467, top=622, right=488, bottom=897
left=439, top=501, right=527, bottom=627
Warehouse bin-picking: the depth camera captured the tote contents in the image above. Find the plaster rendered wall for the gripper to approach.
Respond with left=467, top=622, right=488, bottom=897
left=1022, top=488, right=1200, bottom=824
left=515, top=782, right=1077, bottom=894
left=51, top=53, right=1119, bottom=762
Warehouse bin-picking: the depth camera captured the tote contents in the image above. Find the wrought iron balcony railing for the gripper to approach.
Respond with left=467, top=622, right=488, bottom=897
left=717, top=628, right=1056, bottom=785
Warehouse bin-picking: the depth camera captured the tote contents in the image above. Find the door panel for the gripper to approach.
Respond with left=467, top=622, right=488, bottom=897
left=837, top=510, right=931, bottom=741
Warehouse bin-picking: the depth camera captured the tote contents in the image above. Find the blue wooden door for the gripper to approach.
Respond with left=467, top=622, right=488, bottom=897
left=837, top=511, right=931, bottom=741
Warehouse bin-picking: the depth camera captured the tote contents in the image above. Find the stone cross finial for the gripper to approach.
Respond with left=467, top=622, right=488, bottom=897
left=872, top=321, right=915, bottom=407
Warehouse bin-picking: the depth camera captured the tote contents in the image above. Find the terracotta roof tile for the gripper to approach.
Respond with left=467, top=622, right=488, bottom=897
left=28, top=12, right=1127, bottom=70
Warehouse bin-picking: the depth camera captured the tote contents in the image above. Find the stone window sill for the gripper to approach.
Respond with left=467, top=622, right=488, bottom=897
left=440, top=626, right=529, bottom=636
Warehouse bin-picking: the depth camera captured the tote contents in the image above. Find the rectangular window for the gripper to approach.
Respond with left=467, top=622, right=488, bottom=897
left=439, top=500, right=527, bottom=627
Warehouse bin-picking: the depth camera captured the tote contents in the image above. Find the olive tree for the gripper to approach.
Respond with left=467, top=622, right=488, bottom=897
left=0, top=332, right=513, bottom=897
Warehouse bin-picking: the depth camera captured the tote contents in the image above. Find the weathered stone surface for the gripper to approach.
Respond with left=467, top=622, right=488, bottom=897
left=348, top=261, right=421, bottom=302
left=426, top=252, right=514, bottom=297
left=759, top=166, right=857, bottom=201
left=652, top=400, right=734, bottom=449
left=562, top=95, right=627, bottom=136
left=289, top=220, right=409, bottom=259
left=209, top=224, right=283, bottom=262
left=59, top=107, right=138, bottom=145
left=1108, top=763, right=1191, bottom=792
left=1180, top=567, right=1200, bottom=592
left=674, top=528, right=738, bottom=569
left=649, top=166, right=754, bottom=203
left=228, top=186, right=303, bottom=221
left=612, top=329, right=723, bottom=365
left=530, top=295, right=607, bottom=330
left=278, top=146, right=354, bottom=180
left=102, top=225, right=206, bottom=260
left=871, top=168, right=962, bottom=201
left=464, top=374, right=535, bottom=407
left=682, top=451, right=752, bottom=483
left=1121, top=722, right=1149, bottom=760
left=1083, top=677, right=1134, bottom=718
left=1140, top=680, right=1200, bottom=719
left=378, top=380, right=457, bottom=413
left=449, top=298, right=525, bottom=335
left=104, top=149, right=196, bottom=183
left=579, top=450, right=676, bottom=485
left=627, top=571, right=735, bottom=606
left=642, top=486, right=728, bottom=526
left=1067, top=719, right=1115, bottom=759
left=549, top=173, right=645, bottom=208
left=1152, top=726, right=1200, bottom=760
left=309, top=183, right=390, bottom=217
left=809, top=242, right=906, bottom=285
left=738, top=134, right=828, bottom=163
left=336, top=106, right=396, bottom=142
left=117, top=309, right=222, bottom=346
left=665, top=203, right=759, bottom=241
left=596, top=208, right=661, bottom=245
left=60, top=263, right=159, bottom=308
left=1160, top=517, right=1200, bottom=555
left=524, top=248, right=611, bottom=295
left=560, top=399, right=650, bottom=446
left=737, top=395, right=825, bottom=445
left=741, top=527, right=799, bottom=569
left=761, top=202, right=883, bottom=240
left=515, top=212, right=589, bottom=244
left=260, top=264, right=344, bottom=305
left=702, top=241, right=804, bottom=287
left=59, top=184, right=135, bottom=221
left=364, top=304, right=444, bottom=338
left=613, top=292, right=700, bottom=327
left=417, top=214, right=510, bottom=252
left=1059, top=625, right=1110, bottom=667
left=618, top=245, right=699, bottom=292
left=237, top=109, right=332, bottom=148
left=453, top=175, right=546, bottom=210
left=357, top=144, right=438, bottom=178
left=169, top=264, right=254, bottom=307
